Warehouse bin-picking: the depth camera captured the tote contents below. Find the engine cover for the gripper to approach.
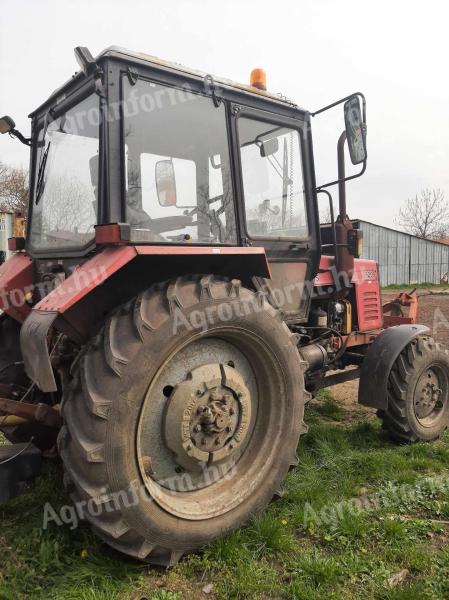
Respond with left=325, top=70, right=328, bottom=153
left=352, top=259, right=383, bottom=331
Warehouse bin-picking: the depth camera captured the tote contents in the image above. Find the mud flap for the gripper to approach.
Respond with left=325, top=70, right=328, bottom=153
left=358, top=324, right=429, bottom=410
left=20, top=310, right=58, bottom=392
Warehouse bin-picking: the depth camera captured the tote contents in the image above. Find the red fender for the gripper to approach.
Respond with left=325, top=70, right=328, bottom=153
left=0, top=253, right=33, bottom=322
left=21, top=245, right=270, bottom=392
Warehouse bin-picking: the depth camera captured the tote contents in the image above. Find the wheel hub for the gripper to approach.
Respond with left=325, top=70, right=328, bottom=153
left=415, top=368, right=443, bottom=419
left=163, top=363, right=251, bottom=471
left=193, top=392, right=239, bottom=451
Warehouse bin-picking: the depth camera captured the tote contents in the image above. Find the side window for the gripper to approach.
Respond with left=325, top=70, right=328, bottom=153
left=123, top=78, right=236, bottom=244
left=30, top=94, right=99, bottom=250
left=238, top=117, right=308, bottom=239
left=126, top=151, right=230, bottom=243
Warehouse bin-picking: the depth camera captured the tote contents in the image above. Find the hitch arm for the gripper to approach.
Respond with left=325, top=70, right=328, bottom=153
left=0, top=397, right=61, bottom=428
left=383, top=290, right=418, bottom=327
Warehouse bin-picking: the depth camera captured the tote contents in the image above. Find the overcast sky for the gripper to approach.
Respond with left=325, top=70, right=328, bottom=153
left=1, top=0, right=448, bottom=229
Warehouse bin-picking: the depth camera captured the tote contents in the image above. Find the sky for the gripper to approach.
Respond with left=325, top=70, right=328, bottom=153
left=1, top=0, right=448, bottom=229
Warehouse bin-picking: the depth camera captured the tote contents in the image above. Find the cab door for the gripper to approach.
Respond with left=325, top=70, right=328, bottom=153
left=231, top=104, right=320, bottom=322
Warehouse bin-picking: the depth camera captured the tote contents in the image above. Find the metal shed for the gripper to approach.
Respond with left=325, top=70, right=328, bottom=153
left=353, top=220, right=449, bottom=286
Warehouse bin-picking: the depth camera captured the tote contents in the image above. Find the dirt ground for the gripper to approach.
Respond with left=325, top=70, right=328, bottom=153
left=330, top=288, right=449, bottom=407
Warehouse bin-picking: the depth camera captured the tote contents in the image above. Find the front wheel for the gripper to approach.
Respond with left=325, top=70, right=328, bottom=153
left=379, top=336, right=449, bottom=442
left=58, top=276, right=308, bottom=565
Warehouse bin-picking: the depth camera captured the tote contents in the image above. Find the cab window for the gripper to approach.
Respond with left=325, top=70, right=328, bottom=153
left=123, top=78, right=236, bottom=244
left=238, top=117, right=308, bottom=239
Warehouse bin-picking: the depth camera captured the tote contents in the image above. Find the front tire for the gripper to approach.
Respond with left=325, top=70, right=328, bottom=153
left=379, top=336, right=449, bottom=442
left=58, top=276, right=308, bottom=565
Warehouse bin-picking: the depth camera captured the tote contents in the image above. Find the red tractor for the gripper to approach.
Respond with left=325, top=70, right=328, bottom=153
left=0, top=46, right=448, bottom=565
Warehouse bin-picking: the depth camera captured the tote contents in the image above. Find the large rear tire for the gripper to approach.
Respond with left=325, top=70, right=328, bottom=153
left=379, top=336, right=449, bottom=442
left=58, top=276, right=308, bottom=565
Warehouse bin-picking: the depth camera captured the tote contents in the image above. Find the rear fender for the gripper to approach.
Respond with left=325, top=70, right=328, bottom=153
left=358, top=324, right=429, bottom=409
left=21, top=245, right=270, bottom=392
left=0, top=253, right=33, bottom=322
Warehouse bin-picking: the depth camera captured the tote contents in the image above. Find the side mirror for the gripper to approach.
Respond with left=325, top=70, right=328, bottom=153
left=259, top=137, right=279, bottom=157
left=344, top=97, right=366, bottom=165
left=155, top=160, right=177, bottom=207
left=0, top=116, right=16, bottom=135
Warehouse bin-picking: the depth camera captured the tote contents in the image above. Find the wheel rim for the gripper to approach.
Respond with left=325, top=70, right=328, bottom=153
left=136, top=329, right=288, bottom=520
left=413, top=363, right=449, bottom=427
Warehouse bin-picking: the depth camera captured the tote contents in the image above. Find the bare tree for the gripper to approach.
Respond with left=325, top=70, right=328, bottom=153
left=395, top=188, right=449, bottom=239
left=0, top=161, right=29, bottom=217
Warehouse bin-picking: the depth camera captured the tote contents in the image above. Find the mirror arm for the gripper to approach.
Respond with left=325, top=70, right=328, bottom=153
left=9, top=129, right=32, bottom=147
left=310, top=91, right=366, bottom=118
left=315, top=160, right=366, bottom=194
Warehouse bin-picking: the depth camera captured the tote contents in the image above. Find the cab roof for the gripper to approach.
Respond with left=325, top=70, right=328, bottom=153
left=30, top=46, right=299, bottom=117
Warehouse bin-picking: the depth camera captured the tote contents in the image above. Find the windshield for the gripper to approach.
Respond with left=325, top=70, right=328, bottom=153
left=122, top=78, right=236, bottom=244
left=30, top=94, right=99, bottom=250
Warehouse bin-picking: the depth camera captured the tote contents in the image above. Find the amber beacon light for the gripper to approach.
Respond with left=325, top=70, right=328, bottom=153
left=250, top=68, right=267, bottom=90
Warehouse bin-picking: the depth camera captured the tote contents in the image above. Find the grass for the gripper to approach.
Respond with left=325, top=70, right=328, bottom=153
left=382, top=282, right=449, bottom=290
left=306, top=388, right=346, bottom=422
left=2, top=391, right=449, bottom=599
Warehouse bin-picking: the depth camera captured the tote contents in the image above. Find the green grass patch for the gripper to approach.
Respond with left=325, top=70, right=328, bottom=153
left=382, top=282, right=449, bottom=290
left=308, top=388, right=347, bottom=422
left=2, top=390, right=449, bottom=598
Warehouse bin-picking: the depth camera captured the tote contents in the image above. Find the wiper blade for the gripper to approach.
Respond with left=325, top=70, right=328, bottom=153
left=35, top=141, right=51, bottom=205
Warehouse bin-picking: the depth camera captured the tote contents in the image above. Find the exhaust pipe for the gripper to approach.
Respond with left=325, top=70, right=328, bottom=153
left=335, top=131, right=355, bottom=281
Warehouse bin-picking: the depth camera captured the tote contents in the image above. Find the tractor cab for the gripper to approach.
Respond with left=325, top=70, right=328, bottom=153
left=2, top=46, right=366, bottom=309
left=23, top=47, right=321, bottom=253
